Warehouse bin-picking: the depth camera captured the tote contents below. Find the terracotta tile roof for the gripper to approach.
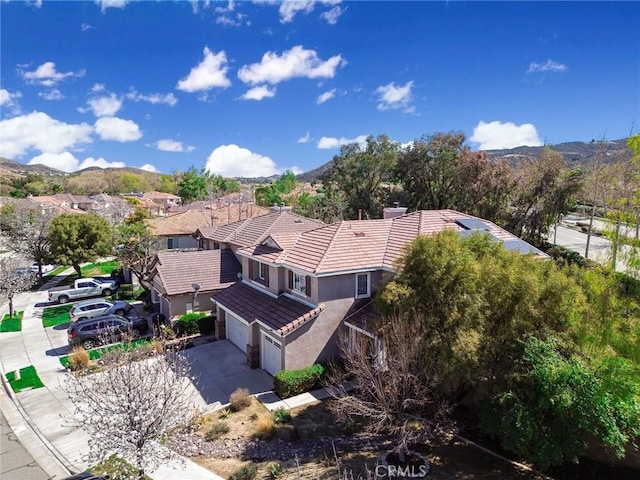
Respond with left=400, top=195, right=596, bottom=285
left=148, top=204, right=270, bottom=236
left=213, top=282, right=325, bottom=335
left=343, top=299, right=380, bottom=334
left=152, top=249, right=240, bottom=295
left=277, top=209, right=547, bottom=274
left=207, top=211, right=324, bottom=248
left=142, top=191, right=181, bottom=201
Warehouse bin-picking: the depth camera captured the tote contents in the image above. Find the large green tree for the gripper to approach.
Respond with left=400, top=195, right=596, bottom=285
left=319, top=134, right=400, bottom=219
left=115, top=210, right=158, bottom=292
left=49, top=213, right=113, bottom=277
left=395, top=131, right=513, bottom=221
left=505, top=146, right=583, bottom=245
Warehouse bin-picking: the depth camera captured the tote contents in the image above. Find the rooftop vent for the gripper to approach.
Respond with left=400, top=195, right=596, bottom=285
left=354, top=232, right=366, bottom=237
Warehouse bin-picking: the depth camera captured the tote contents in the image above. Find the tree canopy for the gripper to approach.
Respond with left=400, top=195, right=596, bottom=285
left=49, top=213, right=113, bottom=277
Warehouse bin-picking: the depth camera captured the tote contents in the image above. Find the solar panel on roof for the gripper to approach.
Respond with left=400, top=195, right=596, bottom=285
left=502, top=240, right=544, bottom=255
left=455, top=218, right=490, bottom=231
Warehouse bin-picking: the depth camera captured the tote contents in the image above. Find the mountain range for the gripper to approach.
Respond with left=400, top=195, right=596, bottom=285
left=1, top=138, right=631, bottom=188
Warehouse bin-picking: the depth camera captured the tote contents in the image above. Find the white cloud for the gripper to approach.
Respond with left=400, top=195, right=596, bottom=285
left=81, top=23, right=95, bottom=31
left=376, top=81, right=414, bottom=111
left=279, top=1, right=315, bottom=23
left=316, top=89, right=335, bottom=104
left=28, top=152, right=79, bottom=172
left=176, top=46, right=231, bottom=93
left=78, top=156, right=126, bottom=170
left=0, top=88, right=22, bottom=111
left=240, top=85, right=276, bottom=101
left=216, top=13, right=249, bottom=27
left=214, top=0, right=234, bottom=14
left=154, top=139, right=195, bottom=152
left=317, top=134, right=367, bottom=149
left=91, top=83, right=105, bottom=92
left=95, top=0, right=128, bottom=13
left=139, top=163, right=159, bottom=173
left=470, top=121, right=543, bottom=150
left=238, top=45, right=346, bottom=86
left=298, top=131, right=312, bottom=143
left=21, top=62, right=85, bottom=87
left=527, top=59, right=567, bottom=74
left=80, top=93, right=123, bottom=117
left=126, top=88, right=178, bottom=106
left=320, top=5, right=343, bottom=24
left=94, top=117, right=142, bottom=142
left=28, top=152, right=126, bottom=173
left=205, top=144, right=281, bottom=177
left=0, top=112, right=92, bottom=158
left=38, top=89, right=64, bottom=101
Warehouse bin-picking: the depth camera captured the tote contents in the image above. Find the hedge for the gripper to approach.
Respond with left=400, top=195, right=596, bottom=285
left=174, top=312, right=215, bottom=336
left=273, top=363, right=324, bottom=399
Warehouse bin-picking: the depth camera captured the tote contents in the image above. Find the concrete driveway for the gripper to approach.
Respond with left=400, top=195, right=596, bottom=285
left=183, top=340, right=274, bottom=410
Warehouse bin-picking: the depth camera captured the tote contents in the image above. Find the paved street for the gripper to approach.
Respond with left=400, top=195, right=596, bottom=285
left=0, top=275, right=271, bottom=480
left=1, top=411, right=49, bottom=480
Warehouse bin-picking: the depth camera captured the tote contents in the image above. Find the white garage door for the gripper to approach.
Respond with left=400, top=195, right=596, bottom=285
left=262, top=333, right=282, bottom=375
left=226, top=313, right=248, bottom=352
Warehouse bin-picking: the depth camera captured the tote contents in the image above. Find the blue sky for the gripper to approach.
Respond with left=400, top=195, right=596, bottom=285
left=1, top=1, right=639, bottom=177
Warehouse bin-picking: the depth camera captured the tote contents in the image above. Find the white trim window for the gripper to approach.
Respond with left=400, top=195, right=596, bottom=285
left=355, top=273, right=371, bottom=299
left=258, top=262, right=267, bottom=280
left=292, top=272, right=306, bottom=295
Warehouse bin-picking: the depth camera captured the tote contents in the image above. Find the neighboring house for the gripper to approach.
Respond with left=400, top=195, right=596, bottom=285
left=149, top=249, right=241, bottom=319
left=121, top=191, right=181, bottom=216
left=211, top=208, right=547, bottom=375
left=148, top=204, right=271, bottom=250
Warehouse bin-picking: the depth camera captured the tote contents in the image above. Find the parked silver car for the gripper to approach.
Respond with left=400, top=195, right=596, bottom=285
left=69, top=299, right=133, bottom=322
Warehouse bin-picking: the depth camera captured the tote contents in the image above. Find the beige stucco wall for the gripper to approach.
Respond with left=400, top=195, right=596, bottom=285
left=284, top=297, right=354, bottom=371
left=165, top=292, right=215, bottom=319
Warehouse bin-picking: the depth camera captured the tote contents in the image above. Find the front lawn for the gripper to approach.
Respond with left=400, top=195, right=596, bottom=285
left=60, top=339, right=152, bottom=369
left=5, top=365, right=45, bottom=393
left=42, top=304, right=72, bottom=328
left=0, top=311, right=24, bottom=332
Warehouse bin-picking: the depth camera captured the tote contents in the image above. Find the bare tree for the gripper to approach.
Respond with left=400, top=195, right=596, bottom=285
left=329, top=311, right=450, bottom=463
left=63, top=343, right=198, bottom=479
left=0, top=256, right=36, bottom=318
left=0, top=203, right=57, bottom=278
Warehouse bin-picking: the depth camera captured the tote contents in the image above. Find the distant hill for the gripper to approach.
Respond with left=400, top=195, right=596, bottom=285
left=295, top=138, right=631, bottom=183
left=0, top=157, right=67, bottom=177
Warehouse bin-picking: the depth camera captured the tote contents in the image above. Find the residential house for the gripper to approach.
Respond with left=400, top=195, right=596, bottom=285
left=211, top=208, right=547, bottom=375
left=149, top=249, right=241, bottom=319
left=147, top=203, right=270, bottom=250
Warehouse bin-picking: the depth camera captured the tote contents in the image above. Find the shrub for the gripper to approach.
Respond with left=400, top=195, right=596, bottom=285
left=69, top=346, right=90, bottom=371
left=116, top=284, right=134, bottom=300
left=272, top=407, right=291, bottom=424
left=229, top=463, right=257, bottom=480
left=205, top=421, right=229, bottom=441
left=198, top=314, right=216, bottom=335
left=229, top=387, right=252, bottom=412
left=273, top=363, right=324, bottom=399
left=268, top=463, right=284, bottom=478
left=175, top=312, right=206, bottom=336
left=254, top=412, right=276, bottom=440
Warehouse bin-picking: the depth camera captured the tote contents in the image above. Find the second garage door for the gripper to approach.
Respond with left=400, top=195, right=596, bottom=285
left=261, top=333, right=282, bottom=375
left=226, top=312, right=248, bottom=352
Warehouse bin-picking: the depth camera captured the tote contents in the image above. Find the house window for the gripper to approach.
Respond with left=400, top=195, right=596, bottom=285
left=258, top=262, right=267, bottom=280
left=355, top=273, right=371, bottom=298
left=292, top=272, right=307, bottom=295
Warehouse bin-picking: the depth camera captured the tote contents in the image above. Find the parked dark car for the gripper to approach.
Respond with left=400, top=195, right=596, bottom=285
left=67, top=314, right=149, bottom=350
left=62, top=472, right=108, bottom=480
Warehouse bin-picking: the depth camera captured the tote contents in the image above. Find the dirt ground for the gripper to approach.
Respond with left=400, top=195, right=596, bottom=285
left=191, top=399, right=548, bottom=480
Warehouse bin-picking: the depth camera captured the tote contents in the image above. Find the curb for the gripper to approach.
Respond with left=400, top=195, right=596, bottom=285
left=0, top=371, right=74, bottom=479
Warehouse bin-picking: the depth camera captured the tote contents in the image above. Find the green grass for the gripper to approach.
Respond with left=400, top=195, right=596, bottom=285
left=42, top=305, right=72, bottom=328
left=82, top=260, right=121, bottom=277
left=0, top=311, right=24, bottom=333
left=59, top=339, right=151, bottom=368
left=5, top=365, right=44, bottom=392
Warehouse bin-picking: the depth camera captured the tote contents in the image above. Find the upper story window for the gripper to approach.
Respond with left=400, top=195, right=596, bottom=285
left=292, top=272, right=306, bottom=295
left=355, top=273, right=371, bottom=299
left=258, top=262, right=268, bottom=280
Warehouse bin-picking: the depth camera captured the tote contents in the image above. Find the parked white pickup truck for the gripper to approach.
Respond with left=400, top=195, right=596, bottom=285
left=48, top=277, right=118, bottom=304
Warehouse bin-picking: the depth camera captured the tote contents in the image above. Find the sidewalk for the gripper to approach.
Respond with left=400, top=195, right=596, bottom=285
left=0, top=268, right=223, bottom=480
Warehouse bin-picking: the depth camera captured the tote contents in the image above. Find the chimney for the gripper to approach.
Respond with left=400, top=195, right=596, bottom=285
left=383, top=204, right=408, bottom=219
